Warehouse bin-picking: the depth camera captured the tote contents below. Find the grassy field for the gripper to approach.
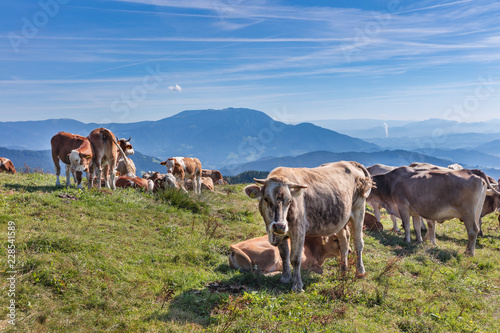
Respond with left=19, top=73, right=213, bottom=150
left=1, top=172, right=500, bottom=332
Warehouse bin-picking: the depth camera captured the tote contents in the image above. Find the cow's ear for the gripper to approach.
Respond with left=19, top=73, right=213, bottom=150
left=244, top=184, right=263, bottom=199
left=81, top=154, right=92, bottom=160
left=289, top=183, right=307, bottom=197
left=160, top=161, right=167, bottom=166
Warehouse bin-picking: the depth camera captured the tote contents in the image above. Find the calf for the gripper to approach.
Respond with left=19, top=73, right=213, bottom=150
left=229, top=230, right=349, bottom=275
left=51, top=132, right=92, bottom=188
left=160, top=157, right=202, bottom=194
left=245, top=161, right=372, bottom=292
left=184, top=177, right=214, bottom=192
left=202, top=169, right=224, bottom=185
left=0, top=157, right=17, bottom=174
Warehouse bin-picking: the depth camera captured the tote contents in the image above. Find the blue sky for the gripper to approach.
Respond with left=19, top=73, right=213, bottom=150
left=1, top=0, right=500, bottom=123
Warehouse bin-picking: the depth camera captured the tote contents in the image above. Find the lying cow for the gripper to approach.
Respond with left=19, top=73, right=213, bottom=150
left=143, top=172, right=182, bottom=191
left=202, top=169, right=224, bottom=185
left=229, top=231, right=349, bottom=275
left=184, top=177, right=214, bottom=192
left=51, top=132, right=92, bottom=188
left=245, top=161, right=372, bottom=292
left=0, top=157, right=17, bottom=174
left=370, top=166, right=500, bottom=255
left=160, top=157, right=202, bottom=194
left=115, top=176, right=154, bottom=191
left=364, top=212, right=383, bottom=231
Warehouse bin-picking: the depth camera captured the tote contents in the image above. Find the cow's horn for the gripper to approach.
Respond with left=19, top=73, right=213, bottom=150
left=128, top=137, right=131, bottom=142
left=254, top=178, right=267, bottom=185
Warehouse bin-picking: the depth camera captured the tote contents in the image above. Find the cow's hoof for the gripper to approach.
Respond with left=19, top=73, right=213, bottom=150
left=279, top=275, right=291, bottom=284
left=292, top=287, right=304, bottom=293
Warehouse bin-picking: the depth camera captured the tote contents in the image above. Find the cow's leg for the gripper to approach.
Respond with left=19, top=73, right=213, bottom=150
left=464, top=217, right=479, bottom=256
left=289, top=232, right=305, bottom=293
left=109, top=160, right=116, bottom=190
left=277, top=240, right=291, bottom=285
left=390, top=215, right=399, bottom=233
left=478, top=217, right=483, bottom=237
left=412, top=215, right=423, bottom=243
left=94, top=160, right=102, bottom=189
left=423, top=219, right=436, bottom=245
left=197, top=175, right=202, bottom=194
left=399, top=209, right=412, bottom=243
left=88, top=165, right=95, bottom=189
left=65, top=164, right=71, bottom=187
left=75, top=171, right=83, bottom=189
left=351, top=204, right=366, bottom=275
left=336, top=227, right=350, bottom=270
left=54, top=159, right=61, bottom=186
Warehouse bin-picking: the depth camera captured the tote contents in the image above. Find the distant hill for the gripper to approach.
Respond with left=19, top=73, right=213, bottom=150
left=475, top=140, right=500, bottom=157
left=0, top=108, right=380, bottom=169
left=410, top=148, right=500, bottom=169
left=221, top=150, right=457, bottom=176
left=0, top=147, right=163, bottom=177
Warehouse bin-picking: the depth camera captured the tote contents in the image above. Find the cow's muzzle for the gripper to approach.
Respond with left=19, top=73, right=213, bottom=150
left=271, top=222, right=288, bottom=235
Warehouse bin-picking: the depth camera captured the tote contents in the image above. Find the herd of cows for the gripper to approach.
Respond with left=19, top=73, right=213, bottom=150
left=1, top=127, right=500, bottom=292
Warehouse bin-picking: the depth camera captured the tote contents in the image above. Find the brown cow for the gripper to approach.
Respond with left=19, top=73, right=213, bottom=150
left=87, top=128, right=130, bottom=190
left=229, top=230, right=349, bottom=275
left=244, top=161, right=372, bottom=292
left=0, top=157, right=17, bottom=174
left=202, top=169, right=224, bottom=185
left=364, top=212, right=383, bottom=231
left=370, top=166, right=500, bottom=255
left=143, top=172, right=181, bottom=191
left=160, top=157, right=202, bottom=194
left=116, top=137, right=136, bottom=176
left=51, top=132, right=92, bottom=188
left=115, top=176, right=153, bottom=191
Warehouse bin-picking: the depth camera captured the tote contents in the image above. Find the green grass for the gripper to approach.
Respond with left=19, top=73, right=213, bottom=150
left=1, top=172, right=500, bottom=332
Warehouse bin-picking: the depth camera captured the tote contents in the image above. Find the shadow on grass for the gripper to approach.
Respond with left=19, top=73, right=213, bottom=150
left=146, top=266, right=321, bottom=327
left=367, top=230, right=421, bottom=256
left=4, top=183, right=63, bottom=193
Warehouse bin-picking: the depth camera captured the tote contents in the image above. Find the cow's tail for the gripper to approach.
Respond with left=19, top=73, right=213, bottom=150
left=350, top=161, right=373, bottom=198
left=470, top=169, right=500, bottom=196
left=228, top=245, right=254, bottom=273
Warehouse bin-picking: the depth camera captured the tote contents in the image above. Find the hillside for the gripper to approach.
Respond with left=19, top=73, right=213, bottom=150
left=1, top=173, right=500, bottom=332
left=221, top=150, right=463, bottom=176
left=0, top=108, right=380, bottom=169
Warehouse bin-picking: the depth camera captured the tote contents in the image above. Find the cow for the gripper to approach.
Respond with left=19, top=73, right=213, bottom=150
left=116, top=137, right=136, bottom=176
left=370, top=166, right=500, bottom=255
left=367, top=164, right=400, bottom=232
left=244, top=161, right=372, bottom=292
left=202, top=169, right=224, bottom=185
left=51, top=132, right=92, bottom=188
left=364, top=212, right=383, bottom=231
left=0, top=157, right=17, bottom=174
left=184, top=177, right=214, bottom=192
left=160, top=157, right=202, bottom=194
left=87, top=128, right=130, bottom=190
left=229, top=230, right=349, bottom=275
left=143, top=172, right=182, bottom=191
left=115, top=176, right=154, bottom=191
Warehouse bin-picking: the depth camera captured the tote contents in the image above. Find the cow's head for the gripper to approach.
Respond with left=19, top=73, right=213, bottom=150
left=245, top=176, right=307, bottom=246
left=118, top=137, right=134, bottom=156
left=69, top=150, right=92, bottom=173
left=161, top=158, right=179, bottom=174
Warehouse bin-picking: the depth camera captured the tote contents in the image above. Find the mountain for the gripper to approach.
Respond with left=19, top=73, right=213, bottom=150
left=0, top=147, right=163, bottom=176
left=475, top=140, right=500, bottom=157
left=0, top=108, right=380, bottom=168
left=221, top=150, right=457, bottom=176
left=410, top=148, right=500, bottom=168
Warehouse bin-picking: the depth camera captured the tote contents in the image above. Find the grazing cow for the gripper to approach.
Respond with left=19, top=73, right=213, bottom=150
left=370, top=166, right=500, bottom=255
left=115, top=176, right=154, bottom=191
left=184, top=177, right=214, bottom=192
left=244, top=161, right=372, bottom=292
left=202, top=169, right=224, bottom=185
left=367, top=164, right=399, bottom=232
left=160, top=157, right=202, bottom=194
left=0, top=157, right=17, bottom=174
left=87, top=128, right=130, bottom=190
left=116, top=137, right=136, bottom=176
left=229, top=230, right=349, bottom=275
left=51, top=132, right=92, bottom=188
